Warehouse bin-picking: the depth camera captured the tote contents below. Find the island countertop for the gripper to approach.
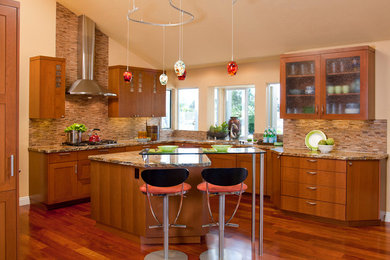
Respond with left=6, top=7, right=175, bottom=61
left=88, top=151, right=212, bottom=168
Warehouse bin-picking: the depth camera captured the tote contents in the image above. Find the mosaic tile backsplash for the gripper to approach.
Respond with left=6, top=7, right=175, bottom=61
left=29, top=3, right=160, bottom=146
left=283, top=119, right=387, bottom=153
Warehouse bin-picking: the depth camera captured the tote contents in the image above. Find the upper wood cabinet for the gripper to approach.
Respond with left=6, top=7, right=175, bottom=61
left=29, top=56, right=66, bottom=119
left=108, top=65, right=166, bottom=117
left=280, top=46, right=375, bottom=120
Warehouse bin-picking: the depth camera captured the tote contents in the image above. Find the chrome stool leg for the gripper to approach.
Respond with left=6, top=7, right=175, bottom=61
left=199, top=194, right=242, bottom=260
left=144, top=195, right=188, bottom=260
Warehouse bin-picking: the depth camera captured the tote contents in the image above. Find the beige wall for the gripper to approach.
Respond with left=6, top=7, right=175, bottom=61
left=171, top=58, right=280, bottom=133
left=19, top=0, right=57, bottom=198
left=108, top=38, right=157, bottom=69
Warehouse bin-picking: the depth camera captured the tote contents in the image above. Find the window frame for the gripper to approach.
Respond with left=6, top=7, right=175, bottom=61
left=161, top=89, right=172, bottom=129
left=267, top=83, right=283, bottom=134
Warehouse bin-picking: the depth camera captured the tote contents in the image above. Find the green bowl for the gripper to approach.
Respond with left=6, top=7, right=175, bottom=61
left=211, top=145, right=232, bottom=152
left=157, top=145, right=179, bottom=153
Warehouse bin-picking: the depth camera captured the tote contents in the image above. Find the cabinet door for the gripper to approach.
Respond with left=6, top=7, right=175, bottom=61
left=0, top=4, right=17, bottom=193
left=236, top=154, right=260, bottom=194
left=206, top=154, right=237, bottom=168
left=137, top=71, right=153, bottom=117
left=152, top=72, right=166, bottom=117
left=77, top=160, right=91, bottom=198
left=320, top=50, right=372, bottom=120
left=48, top=162, right=78, bottom=204
left=271, top=153, right=281, bottom=208
left=0, top=190, right=17, bottom=260
left=280, top=55, right=321, bottom=119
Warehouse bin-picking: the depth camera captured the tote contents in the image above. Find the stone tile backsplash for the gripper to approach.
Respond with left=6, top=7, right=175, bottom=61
left=29, top=3, right=160, bottom=146
left=283, top=119, right=387, bottom=153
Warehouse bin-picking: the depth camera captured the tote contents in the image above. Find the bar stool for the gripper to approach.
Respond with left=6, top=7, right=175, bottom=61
left=140, top=168, right=191, bottom=260
left=197, top=168, right=248, bottom=260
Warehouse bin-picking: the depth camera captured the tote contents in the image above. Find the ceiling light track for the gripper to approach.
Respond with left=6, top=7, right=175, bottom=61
left=127, top=0, right=194, bottom=27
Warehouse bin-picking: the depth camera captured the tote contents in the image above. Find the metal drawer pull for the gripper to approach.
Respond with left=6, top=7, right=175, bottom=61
left=307, top=159, right=317, bottom=163
left=75, top=164, right=78, bottom=174
left=306, top=201, right=317, bottom=205
left=348, top=162, right=353, bottom=166
left=99, top=149, right=110, bottom=152
left=10, top=155, right=14, bottom=177
left=306, top=171, right=317, bottom=175
left=306, top=186, right=317, bottom=190
left=59, top=153, right=71, bottom=156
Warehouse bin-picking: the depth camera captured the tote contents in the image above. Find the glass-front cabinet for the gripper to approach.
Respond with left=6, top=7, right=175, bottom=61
left=281, top=56, right=320, bottom=119
left=280, top=46, right=375, bottom=120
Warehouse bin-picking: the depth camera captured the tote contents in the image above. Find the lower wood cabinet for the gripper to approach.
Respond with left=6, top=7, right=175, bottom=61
left=47, top=162, right=78, bottom=204
left=0, top=190, right=17, bottom=260
left=29, top=147, right=126, bottom=206
left=273, top=154, right=387, bottom=224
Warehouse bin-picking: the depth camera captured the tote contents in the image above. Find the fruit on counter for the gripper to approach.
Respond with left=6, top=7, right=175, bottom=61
left=326, top=138, right=335, bottom=145
left=318, top=139, right=327, bottom=145
left=64, top=123, right=87, bottom=133
left=318, top=138, right=335, bottom=146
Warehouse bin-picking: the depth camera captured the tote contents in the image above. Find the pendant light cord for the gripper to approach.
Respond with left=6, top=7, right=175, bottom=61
left=231, top=0, right=234, bottom=61
left=163, top=26, right=165, bottom=73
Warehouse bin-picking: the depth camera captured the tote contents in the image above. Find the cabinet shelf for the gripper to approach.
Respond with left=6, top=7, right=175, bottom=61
left=287, top=74, right=315, bottom=78
left=327, top=71, right=360, bottom=76
left=327, top=93, right=360, bottom=96
left=287, top=94, right=315, bottom=97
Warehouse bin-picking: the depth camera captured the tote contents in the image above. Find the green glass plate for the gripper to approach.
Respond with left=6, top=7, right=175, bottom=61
left=157, top=145, right=179, bottom=153
left=305, top=130, right=326, bottom=150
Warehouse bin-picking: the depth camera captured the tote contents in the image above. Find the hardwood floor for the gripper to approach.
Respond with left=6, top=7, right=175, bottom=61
left=19, top=195, right=390, bottom=259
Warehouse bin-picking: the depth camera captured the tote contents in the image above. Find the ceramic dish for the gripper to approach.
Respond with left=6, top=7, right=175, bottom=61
left=318, top=144, right=334, bottom=154
left=135, top=137, right=151, bottom=142
left=211, top=145, right=232, bottom=152
left=157, top=145, right=179, bottom=153
left=305, top=130, right=326, bottom=150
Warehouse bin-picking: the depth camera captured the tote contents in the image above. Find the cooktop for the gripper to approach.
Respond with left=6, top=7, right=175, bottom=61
left=62, top=140, right=117, bottom=147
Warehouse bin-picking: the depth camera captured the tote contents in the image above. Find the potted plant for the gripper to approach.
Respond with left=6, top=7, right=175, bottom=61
left=207, top=122, right=229, bottom=140
left=64, top=123, right=87, bottom=144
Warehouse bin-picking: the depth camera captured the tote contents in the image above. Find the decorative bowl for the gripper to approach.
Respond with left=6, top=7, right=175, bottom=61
left=318, top=145, right=334, bottom=154
left=157, top=145, right=179, bottom=153
left=211, top=145, right=232, bottom=152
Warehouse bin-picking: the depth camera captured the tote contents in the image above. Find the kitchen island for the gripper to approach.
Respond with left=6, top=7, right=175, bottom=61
left=88, top=151, right=212, bottom=244
left=89, top=147, right=266, bottom=256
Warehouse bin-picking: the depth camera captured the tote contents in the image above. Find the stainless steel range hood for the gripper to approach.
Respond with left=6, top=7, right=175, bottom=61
left=67, top=15, right=116, bottom=96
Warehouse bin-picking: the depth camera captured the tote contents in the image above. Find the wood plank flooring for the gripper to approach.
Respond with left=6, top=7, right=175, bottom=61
left=19, top=195, right=390, bottom=259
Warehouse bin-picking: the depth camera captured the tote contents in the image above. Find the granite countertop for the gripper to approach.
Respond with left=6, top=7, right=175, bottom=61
left=28, top=137, right=275, bottom=153
left=271, top=147, right=388, bottom=160
left=88, top=151, right=212, bottom=168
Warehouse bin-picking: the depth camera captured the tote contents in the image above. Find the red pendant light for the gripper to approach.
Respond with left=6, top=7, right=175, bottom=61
left=227, top=61, right=238, bottom=76
left=178, top=69, right=187, bottom=80
left=123, top=71, right=133, bottom=82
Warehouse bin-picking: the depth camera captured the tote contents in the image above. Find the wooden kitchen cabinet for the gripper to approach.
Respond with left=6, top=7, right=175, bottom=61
left=0, top=190, right=17, bottom=260
left=280, top=46, right=375, bottom=120
left=29, top=147, right=126, bottom=207
left=0, top=1, right=19, bottom=259
left=108, top=65, right=165, bottom=117
left=273, top=153, right=387, bottom=225
left=29, top=56, right=66, bottom=119
left=47, top=161, right=78, bottom=204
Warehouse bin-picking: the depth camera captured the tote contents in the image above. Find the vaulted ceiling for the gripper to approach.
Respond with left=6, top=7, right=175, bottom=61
left=57, top=0, right=390, bottom=68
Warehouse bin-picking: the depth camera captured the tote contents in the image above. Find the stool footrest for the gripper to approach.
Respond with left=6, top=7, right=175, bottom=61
left=149, top=224, right=187, bottom=229
left=202, top=223, right=239, bottom=228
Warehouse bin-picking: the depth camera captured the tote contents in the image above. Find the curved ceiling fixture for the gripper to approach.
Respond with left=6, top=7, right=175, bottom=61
left=227, top=0, right=239, bottom=76
left=127, top=0, right=194, bottom=27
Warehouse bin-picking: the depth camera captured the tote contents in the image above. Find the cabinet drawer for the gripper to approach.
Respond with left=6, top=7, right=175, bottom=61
left=48, top=152, right=78, bottom=164
left=281, top=181, right=346, bottom=204
left=109, top=147, right=126, bottom=153
left=281, top=167, right=346, bottom=188
left=281, top=196, right=345, bottom=220
left=281, top=156, right=346, bottom=172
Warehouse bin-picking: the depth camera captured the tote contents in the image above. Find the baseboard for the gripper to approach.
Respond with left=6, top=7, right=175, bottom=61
left=19, top=196, right=30, bottom=206
left=385, top=212, right=390, bottom=222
